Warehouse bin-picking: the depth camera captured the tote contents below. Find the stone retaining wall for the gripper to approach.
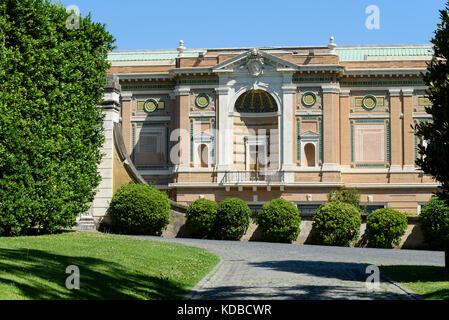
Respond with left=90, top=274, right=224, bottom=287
left=162, top=212, right=428, bottom=249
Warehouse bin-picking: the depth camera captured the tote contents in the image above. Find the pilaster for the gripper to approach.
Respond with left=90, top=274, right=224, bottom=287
left=402, top=88, right=415, bottom=170
left=173, top=86, right=191, bottom=172
left=281, top=83, right=296, bottom=183
left=389, top=88, right=403, bottom=172
left=216, top=86, right=233, bottom=182
left=321, top=84, right=341, bottom=179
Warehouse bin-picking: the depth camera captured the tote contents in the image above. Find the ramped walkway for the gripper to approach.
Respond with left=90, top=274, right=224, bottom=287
left=133, top=236, right=444, bottom=300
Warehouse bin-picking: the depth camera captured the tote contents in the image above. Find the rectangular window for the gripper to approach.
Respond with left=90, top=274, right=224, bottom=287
left=297, top=204, right=323, bottom=215
left=248, top=204, right=263, bottom=214
left=361, top=204, right=386, bottom=214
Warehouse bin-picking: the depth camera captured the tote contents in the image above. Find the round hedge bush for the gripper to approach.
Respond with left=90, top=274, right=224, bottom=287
left=311, top=201, right=362, bottom=246
left=420, top=197, right=449, bottom=249
left=107, top=183, right=170, bottom=235
left=257, top=198, right=301, bottom=243
left=186, top=198, right=218, bottom=238
left=365, top=208, right=408, bottom=248
left=214, top=198, right=251, bottom=240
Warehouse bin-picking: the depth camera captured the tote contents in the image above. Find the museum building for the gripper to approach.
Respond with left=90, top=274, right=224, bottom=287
left=105, top=38, right=438, bottom=215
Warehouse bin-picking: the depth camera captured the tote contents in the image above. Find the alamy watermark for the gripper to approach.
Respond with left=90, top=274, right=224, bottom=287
left=365, top=264, right=380, bottom=291
left=65, top=265, right=80, bottom=290
left=66, top=5, right=80, bottom=30
left=365, top=5, right=380, bottom=30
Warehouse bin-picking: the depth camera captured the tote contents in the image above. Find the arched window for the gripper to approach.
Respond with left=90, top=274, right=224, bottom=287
left=304, top=143, right=316, bottom=167
left=235, top=90, right=278, bottom=113
left=198, top=144, right=209, bottom=168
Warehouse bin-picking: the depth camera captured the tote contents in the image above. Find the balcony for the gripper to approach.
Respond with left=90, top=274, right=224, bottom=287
left=221, top=171, right=285, bottom=184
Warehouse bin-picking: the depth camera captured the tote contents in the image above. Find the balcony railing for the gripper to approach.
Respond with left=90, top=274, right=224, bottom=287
left=222, top=171, right=285, bottom=184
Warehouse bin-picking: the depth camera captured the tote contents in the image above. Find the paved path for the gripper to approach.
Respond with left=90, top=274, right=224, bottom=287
left=134, top=236, right=445, bottom=300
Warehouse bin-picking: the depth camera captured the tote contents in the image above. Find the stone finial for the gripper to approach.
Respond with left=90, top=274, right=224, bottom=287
left=328, top=36, right=336, bottom=53
left=177, top=40, right=186, bottom=57
left=104, top=74, right=121, bottom=92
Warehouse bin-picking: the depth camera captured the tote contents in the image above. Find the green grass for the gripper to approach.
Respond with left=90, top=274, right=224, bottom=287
left=0, top=231, right=219, bottom=300
left=380, top=265, right=449, bottom=300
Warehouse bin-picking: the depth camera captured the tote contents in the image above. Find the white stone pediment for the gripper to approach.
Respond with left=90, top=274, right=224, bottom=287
left=193, top=132, right=213, bottom=142
left=300, top=130, right=320, bottom=138
left=212, top=49, right=298, bottom=75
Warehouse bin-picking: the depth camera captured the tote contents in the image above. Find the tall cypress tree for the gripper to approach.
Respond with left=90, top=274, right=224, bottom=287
left=416, top=2, right=449, bottom=204
left=0, top=0, right=115, bottom=235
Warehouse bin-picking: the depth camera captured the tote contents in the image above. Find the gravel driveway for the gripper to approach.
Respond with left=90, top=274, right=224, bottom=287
left=134, top=236, right=444, bottom=300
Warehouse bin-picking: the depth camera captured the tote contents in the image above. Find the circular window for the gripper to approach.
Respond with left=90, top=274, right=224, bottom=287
left=143, top=98, right=158, bottom=113
left=362, top=95, right=378, bottom=110
left=302, top=92, right=317, bottom=107
left=195, top=93, right=210, bottom=109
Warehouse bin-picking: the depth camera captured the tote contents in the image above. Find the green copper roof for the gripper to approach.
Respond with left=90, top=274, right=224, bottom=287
left=335, top=46, right=434, bottom=61
left=108, top=51, right=201, bottom=62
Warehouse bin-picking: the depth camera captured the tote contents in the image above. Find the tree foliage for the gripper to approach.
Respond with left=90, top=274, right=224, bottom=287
left=186, top=198, right=218, bottom=239
left=107, top=183, right=170, bottom=236
left=0, top=0, right=115, bottom=235
left=214, top=198, right=251, bottom=240
left=365, top=208, right=408, bottom=249
left=257, top=198, right=301, bottom=243
left=415, top=2, right=449, bottom=203
left=327, top=187, right=361, bottom=209
left=312, top=201, right=362, bottom=247
left=420, top=197, right=449, bottom=249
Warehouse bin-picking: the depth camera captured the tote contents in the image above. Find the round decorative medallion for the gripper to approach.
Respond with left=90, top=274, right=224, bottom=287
left=195, top=93, right=210, bottom=109
left=143, top=98, right=158, bottom=113
left=362, top=95, right=378, bottom=110
left=302, top=92, right=317, bottom=107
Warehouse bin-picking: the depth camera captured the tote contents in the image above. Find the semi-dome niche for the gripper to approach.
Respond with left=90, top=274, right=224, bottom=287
left=235, top=90, right=278, bottom=113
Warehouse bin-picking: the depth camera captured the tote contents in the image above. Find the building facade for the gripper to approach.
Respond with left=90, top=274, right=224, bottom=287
left=107, top=38, right=437, bottom=215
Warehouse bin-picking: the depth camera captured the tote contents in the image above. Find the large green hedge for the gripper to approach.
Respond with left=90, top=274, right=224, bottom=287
left=420, top=197, right=449, bottom=249
left=365, top=208, right=408, bottom=248
left=186, top=198, right=218, bottom=238
left=0, top=0, right=115, bottom=236
left=311, top=201, right=362, bottom=246
left=257, top=198, right=301, bottom=243
left=107, top=183, right=170, bottom=235
left=214, top=198, right=251, bottom=240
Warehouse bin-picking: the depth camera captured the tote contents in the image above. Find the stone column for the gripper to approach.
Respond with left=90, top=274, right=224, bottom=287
left=389, top=88, right=403, bottom=172
left=216, top=85, right=233, bottom=182
left=321, top=84, right=341, bottom=179
left=281, top=81, right=296, bottom=183
left=84, top=74, right=121, bottom=229
left=173, top=86, right=191, bottom=172
left=402, top=88, right=415, bottom=171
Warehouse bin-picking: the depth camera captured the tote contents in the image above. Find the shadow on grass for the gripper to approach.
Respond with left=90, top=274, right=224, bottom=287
left=380, top=265, right=449, bottom=300
left=0, top=248, right=186, bottom=300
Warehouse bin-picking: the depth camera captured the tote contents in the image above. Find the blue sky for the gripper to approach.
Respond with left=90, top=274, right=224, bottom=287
left=57, top=0, right=446, bottom=50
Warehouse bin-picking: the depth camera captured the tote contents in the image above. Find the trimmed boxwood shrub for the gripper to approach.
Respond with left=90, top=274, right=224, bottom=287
left=107, top=183, right=170, bottom=235
left=257, top=198, right=301, bottom=243
left=365, top=208, right=408, bottom=248
left=186, top=198, right=218, bottom=238
left=420, top=197, right=449, bottom=249
left=311, top=201, right=362, bottom=246
left=214, top=198, right=251, bottom=240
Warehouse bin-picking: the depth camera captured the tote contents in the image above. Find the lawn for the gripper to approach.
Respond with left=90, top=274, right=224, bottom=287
left=0, top=231, right=219, bottom=300
left=380, top=265, right=449, bottom=300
